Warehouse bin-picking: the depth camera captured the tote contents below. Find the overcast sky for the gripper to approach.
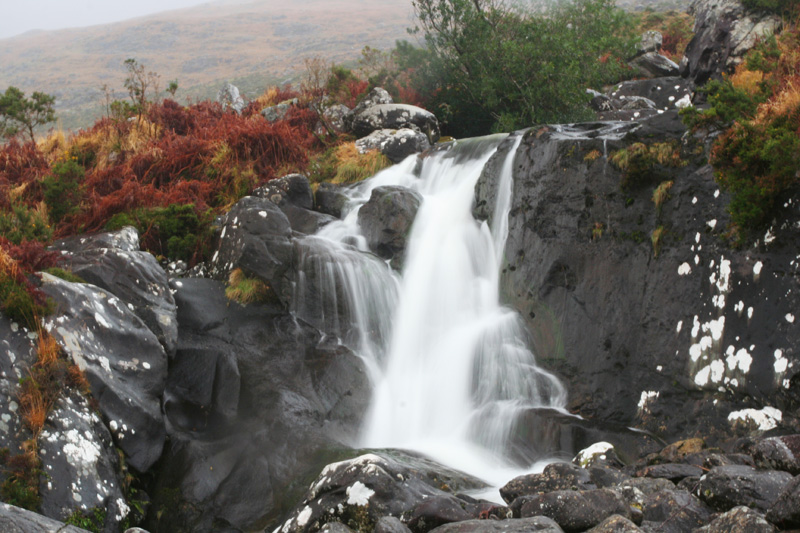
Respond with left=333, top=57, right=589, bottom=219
left=0, top=0, right=213, bottom=39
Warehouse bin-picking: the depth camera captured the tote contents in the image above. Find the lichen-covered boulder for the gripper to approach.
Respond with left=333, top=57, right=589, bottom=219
left=254, top=174, right=336, bottom=235
left=753, top=435, right=800, bottom=475
left=696, top=506, right=775, bottom=533
left=510, top=488, right=633, bottom=532
left=350, top=104, right=440, bottom=143
left=696, top=465, right=793, bottom=512
left=217, top=82, right=245, bottom=114
left=501, top=462, right=596, bottom=503
left=356, top=128, right=431, bottom=164
left=346, top=87, right=394, bottom=127
left=766, top=475, right=800, bottom=529
left=41, top=274, right=167, bottom=472
left=598, top=77, right=693, bottom=120
left=51, top=226, right=178, bottom=356
left=587, top=515, right=642, bottom=533
left=428, top=517, right=564, bottom=533
left=680, top=0, right=782, bottom=84
left=642, top=489, right=712, bottom=533
left=209, top=196, right=294, bottom=306
left=276, top=453, right=488, bottom=533
left=262, top=99, right=298, bottom=123
left=38, top=393, right=129, bottom=530
left=357, top=185, right=422, bottom=267
left=629, top=53, right=680, bottom=78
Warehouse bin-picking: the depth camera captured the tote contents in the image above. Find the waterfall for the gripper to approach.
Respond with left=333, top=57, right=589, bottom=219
left=293, top=134, right=566, bottom=486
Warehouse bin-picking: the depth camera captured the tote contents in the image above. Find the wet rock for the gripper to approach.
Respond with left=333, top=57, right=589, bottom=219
left=357, top=185, right=422, bottom=266
left=0, top=502, right=90, bottom=532
left=696, top=505, right=775, bottom=532
left=52, top=226, right=178, bottom=356
left=350, top=104, right=440, bottom=143
left=635, top=463, right=703, bottom=482
left=315, top=182, right=350, bottom=219
left=681, top=0, right=782, bottom=84
left=427, top=517, right=564, bottom=533
left=642, top=489, right=712, bottom=532
left=254, top=174, right=314, bottom=210
left=276, top=453, right=487, bottom=533
left=696, top=465, right=793, bottom=512
left=617, top=478, right=676, bottom=496
left=375, top=516, right=413, bottom=533
left=38, top=393, right=128, bottom=530
left=209, top=196, right=294, bottom=306
left=703, top=453, right=755, bottom=469
left=753, top=435, right=800, bottom=474
left=511, top=488, right=631, bottom=532
left=601, top=77, right=693, bottom=120
left=41, top=274, right=167, bottom=472
left=659, top=438, right=705, bottom=462
left=356, top=128, right=431, bottom=164
left=766, top=474, right=800, bottom=528
left=501, top=462, right=596, bottom=503
left=217, top=82, right=245, bottom=114
left=170, top=278, right=228, bottom=333
left=587, top=515, right=642, bottom=532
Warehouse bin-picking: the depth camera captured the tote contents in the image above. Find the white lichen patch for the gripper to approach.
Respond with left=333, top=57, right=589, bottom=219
left=728, top=407, right=782, bottom=431
left=774, top=349, right=788, bottom=374
left=296, top=506, right=313, bottom=528
left=786, top=314, right=795, bottom=324
left=575, top=442, right=613, bottom=467
left=638, top=391, right=659, bottom=413
left=707, top=219, right=717, bottom=230
left=678, top=263, right=692, bottom=276
left=346, top=481, right=375, bottom=506
left=753, top=261, right=763, bottom=276
left=676, top=321, right=683, bottom=333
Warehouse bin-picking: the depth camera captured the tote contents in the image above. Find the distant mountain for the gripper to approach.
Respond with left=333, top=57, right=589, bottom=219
left=0, top=0, right=413, bottom=131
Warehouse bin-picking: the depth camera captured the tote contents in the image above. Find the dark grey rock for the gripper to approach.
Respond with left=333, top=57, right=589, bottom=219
left=587, top=515, right=642, bottom=532
left=315, top=182, right=350, bottom=219
left=217, top=82, right=245, bottom=114
left=254, top=174, right=314, bottom=210
left=696, top=465, right=793, bottom=512
left=629, top=53, right=680, bottom=78
left=766, top=474, right=800, bottom=528
left=696, top=505, right=774, bottom=533
left=375, top=516, right=413, bottom=533
left=617, top=478, right=676, bottom=496
left=642, top=489, right=712, bottom=532
left=357, top=185, right=422, bottom=266
left=427, top=516, right=564, bottom=533
left=511, top=489, right=631, bottom=532
left=276, top=452, right=488, bottom=533
left=51, top=226, right=178, bottom=356
left=604, top=77, right=693, bottom=117
left=356, top=128, right=431, bottom=164
left=41, top=274, right=167, bottom=472
left=501, top=462, right=596, bottom=503
left=262, top=100, right=297, bottom=123
left=0, top=315, right=37, bottom=460
left=170, top=278, right=228, bottom=333
left=209, top=196, right=294, bottom=306
left=681, top=0, right=782, bottom=84
left=350, top=104, right=440, bottom=143
left=0, top=502, right=90, bottom=532
left=318, top=103, right=351, bottom=135
left=753, top=435, right=800, bottom=474
left=635, top=463, right=703, bottom=482
left=703, top=453, right=755, bottom=469
left=38, top=393, right=128, bottom=529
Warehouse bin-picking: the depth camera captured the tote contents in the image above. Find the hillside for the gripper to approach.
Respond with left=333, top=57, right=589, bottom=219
left=0, top=0, right=413, bottom=131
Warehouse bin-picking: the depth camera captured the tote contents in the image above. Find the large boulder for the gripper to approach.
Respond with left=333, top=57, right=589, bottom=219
left=346, top=87, right=394, bottom=125
left=253, top=174, right=337, bottom=235
left=753, top=435, right=800, bottom=474
left=356, top=128, right=431, bottom=164
left=350, top=104, right=440, bottom=143
left=209, top=195, right=294, bottom=306
left=217, top=82, right=245, bottom=114
left=275, top=452, right=488, bottom=533
left=680, top=0, right=782, bottom=84
left=642, top=489, right=712, bottom=533
left=501, top=462, right=596, bottom=503
left=629, top=53, right=680, bottom=78
left=147, top=278, right=372, bottom=532
left=696, top=506, right=775, bottom=533
left=766, top=475, right=800, bottom=528
left=428, top=517, right=564, bottom=533
left=695, top=465, right=793, bottom=512
left=51, top=226, right=178, bottom=356
left=597, top=77, right=693, bottom=121
left=41, top=274, right=167, bottom=472
left=510, top=488, right=633, bottom=532
left=357, top=185, right=422, bottom=267
left=314, top=182, right=351, bottom=219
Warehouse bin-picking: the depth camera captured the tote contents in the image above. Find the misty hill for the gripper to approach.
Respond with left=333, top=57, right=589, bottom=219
left=0, top=0, right=413, bottom=131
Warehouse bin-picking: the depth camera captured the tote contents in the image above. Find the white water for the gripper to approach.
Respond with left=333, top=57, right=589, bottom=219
left=293, top=135, right=566, bottom=486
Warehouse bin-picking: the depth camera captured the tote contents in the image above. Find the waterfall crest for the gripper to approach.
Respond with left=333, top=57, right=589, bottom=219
left=293, top=135, right=566, bottom=485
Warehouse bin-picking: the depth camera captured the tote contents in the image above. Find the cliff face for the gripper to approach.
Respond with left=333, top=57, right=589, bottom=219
left=475, top=110, right=799, bottom=443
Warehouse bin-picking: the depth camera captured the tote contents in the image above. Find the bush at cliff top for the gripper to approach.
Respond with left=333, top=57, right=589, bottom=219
left=404, top=0, right=637, bottom=135
left=742, top=0, right=800, bottom=16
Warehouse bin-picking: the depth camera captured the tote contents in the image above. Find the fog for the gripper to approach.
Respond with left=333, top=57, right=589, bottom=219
left=0, top=0, right=217, bottom=39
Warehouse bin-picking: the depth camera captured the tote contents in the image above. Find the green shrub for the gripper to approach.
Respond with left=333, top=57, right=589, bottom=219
left=742, top=0, right=800, bottom=15
left=43, top=267, right=85, bottom=284
left=42, top=158, right=85, bottom=224
left=680, top=79, right=767, bottom=131
left=610, top=142, right=685, bottom=189
left=65, top=507, right=106, bottom=533
left=0, top=203, right=53, bottom=245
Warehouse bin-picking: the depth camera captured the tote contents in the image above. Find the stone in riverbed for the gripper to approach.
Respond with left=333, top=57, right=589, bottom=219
left=427, top=516, right=564, bottom=533
left=510, top=488, right=632, bottom=532
left=357, top=185, right=422, bottom=268
left=695, top=505, right=775, bottom=532
left=695, top=465, right=793, bottom=512
left=500, top=462, right=596, bottom=503
left=766, top=474, right=800, bottom=529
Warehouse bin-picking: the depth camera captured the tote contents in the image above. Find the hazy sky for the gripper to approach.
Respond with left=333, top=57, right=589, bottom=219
left=0, top=0, right=213, bottom=39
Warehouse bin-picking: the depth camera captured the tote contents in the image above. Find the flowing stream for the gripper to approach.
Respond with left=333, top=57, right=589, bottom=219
left=294, top=134, right=566, bottom=486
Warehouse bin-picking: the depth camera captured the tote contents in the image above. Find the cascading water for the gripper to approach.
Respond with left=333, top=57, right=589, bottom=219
left=293, top=134, right=566, bottom=486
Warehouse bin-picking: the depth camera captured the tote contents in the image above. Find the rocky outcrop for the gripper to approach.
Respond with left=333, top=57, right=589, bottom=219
left=262, top=99, right=299, bottom=123
left=593, top=77, right=693, bottom=121
left=475, top=111, right=800, bottom=442
left=51, top=227, right=178, bottom=356
left=41, top=274, right=168, bottom=473
left=356, top=128, right=431, bottom=164
left=357, top=185, right=422, bottom=267
left=680, top=0, right=782, bottom=84
left=254, top=174, right=336, bottom=235
left=350, top=104, right=440, bottom=143
left=0, top=502, right=91, bottom=532
left=217, top=82, right=245, bottom=114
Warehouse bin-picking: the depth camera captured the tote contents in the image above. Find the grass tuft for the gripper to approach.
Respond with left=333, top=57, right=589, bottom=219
left=225, top=268, right=271, bottom=305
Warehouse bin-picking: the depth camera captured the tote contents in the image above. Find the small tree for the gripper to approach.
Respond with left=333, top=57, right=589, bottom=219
left=123, top=58, right=161, bottom=122
left=0, top=86, right=56, bottom=142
